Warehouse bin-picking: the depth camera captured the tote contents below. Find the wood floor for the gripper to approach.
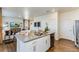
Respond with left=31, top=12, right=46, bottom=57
left=0, top=41, right=16, bottom=52
left=48, top=39, right=79, bottom=52
left=0, top=39, right=79, bottom=52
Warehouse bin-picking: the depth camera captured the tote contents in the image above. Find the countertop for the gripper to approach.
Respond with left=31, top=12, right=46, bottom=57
left=15, top=31, right=54, bottom=43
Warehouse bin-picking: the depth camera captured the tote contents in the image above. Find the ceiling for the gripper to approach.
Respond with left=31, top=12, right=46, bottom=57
left=2, top=7, right=79, bottom=18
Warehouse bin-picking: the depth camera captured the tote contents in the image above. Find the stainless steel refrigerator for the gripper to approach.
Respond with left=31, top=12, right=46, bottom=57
left=74, top=20, right=79, bottom=47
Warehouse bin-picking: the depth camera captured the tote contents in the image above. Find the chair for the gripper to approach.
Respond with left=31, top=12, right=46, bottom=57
left=3, top=30, right=15, bottom=44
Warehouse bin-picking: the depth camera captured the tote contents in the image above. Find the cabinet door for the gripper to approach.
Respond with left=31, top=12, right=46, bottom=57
left=36, top=35, right=50, bottom=52
left=36, top=37, right=46, bottom=52
left=45, top=35, right=50, bottom=50
left=20, top=42, right=34, bottom=52
left=18, top=39, right=37, bottom=52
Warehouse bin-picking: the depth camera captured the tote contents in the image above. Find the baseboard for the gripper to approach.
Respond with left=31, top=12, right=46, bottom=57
left=59, top=38, right=74, bottom=42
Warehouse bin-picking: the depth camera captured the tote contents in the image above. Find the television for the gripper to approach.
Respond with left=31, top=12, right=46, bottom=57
left=34, top=22, right=41, bottom=27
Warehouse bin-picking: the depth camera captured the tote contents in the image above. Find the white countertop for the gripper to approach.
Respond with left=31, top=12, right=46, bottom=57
left=15, top=31, right=54, bottom=43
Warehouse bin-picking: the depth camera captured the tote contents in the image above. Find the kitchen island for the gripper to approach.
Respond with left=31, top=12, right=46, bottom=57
left=15, top=31, right=54, bottom=52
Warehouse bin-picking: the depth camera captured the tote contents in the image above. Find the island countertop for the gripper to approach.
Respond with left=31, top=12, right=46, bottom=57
left=15, top=31, right=55, bottom=43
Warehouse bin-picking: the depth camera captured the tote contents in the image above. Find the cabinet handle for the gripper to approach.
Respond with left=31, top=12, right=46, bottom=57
left=33, top=46, right=36, bottom=52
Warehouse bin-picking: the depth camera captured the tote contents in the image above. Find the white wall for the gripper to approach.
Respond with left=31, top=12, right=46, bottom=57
left=31, top=12, right=59, bottom=40
left=31, top=13, right=56, bottom=31
left=59, top=9, right=79, bottom=41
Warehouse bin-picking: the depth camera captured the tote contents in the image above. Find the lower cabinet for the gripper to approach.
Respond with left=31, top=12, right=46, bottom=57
left=36, top=35, right=50, bottom=52
left=17, top=39, right=37, bottom=52
left=36, top=37, right=46, bottom=52
left=45, top=35, right=50, bottom=50
left=17, top=35, right=50, bottom=52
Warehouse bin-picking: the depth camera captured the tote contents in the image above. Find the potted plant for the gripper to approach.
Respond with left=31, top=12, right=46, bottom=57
left=44, top=23, right=49, bottom=32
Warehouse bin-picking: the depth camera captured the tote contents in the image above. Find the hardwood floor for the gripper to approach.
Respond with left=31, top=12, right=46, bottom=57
left=0, top=38, right=79, bottom=52
left=0, top=41, right=16, bottom=52
left=48, top=39, right=79, bottom=52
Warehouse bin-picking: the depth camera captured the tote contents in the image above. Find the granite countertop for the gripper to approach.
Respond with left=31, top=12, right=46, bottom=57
left=15, top=31, right=54, bottom=43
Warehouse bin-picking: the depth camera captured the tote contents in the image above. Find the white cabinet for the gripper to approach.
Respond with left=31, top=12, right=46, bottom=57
left=45, top=35, right=50, bottom=50
left=24, top=40, right=37, bottom=52
left=36, top=37, right=46, bottom=52
left=36, top=35, right=50, bottom=52
left=17, top=35, right=50, bottom=52
left=17, top=39, right=37, bottom=52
